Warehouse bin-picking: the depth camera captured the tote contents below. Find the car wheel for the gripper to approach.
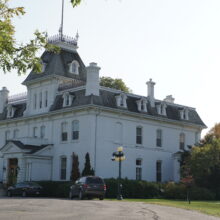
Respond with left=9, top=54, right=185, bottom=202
left=22, top=191, right=27, bottom=197
left=69, top=191, right=73, bottom=200
left=7, top=191, right=12, bottom=197
left=78, top=191, right=83, bottom=200
left=99, top=196, right=104, bottom=200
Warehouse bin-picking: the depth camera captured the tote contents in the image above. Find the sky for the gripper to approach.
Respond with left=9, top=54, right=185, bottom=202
left=1, top=0, right=220, bottom=136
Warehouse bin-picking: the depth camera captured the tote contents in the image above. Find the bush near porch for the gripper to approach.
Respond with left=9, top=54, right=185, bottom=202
left=36, top=179, right=217, bottom=200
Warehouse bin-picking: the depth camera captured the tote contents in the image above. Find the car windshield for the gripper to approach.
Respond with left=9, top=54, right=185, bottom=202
left=86, top=177, right=103, bottom=184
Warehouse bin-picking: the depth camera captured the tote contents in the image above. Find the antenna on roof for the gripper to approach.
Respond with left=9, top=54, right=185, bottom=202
left=59, top=0, right=64, bottom=40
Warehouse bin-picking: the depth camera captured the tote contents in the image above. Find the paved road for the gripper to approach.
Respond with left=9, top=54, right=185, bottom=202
left=0, top=198, right=219, bottom=220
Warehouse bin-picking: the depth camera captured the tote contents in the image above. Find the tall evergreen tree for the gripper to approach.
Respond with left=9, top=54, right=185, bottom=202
left=70, top=153, right=80, bottom=182
left=82, top=152, right=95, bottom=176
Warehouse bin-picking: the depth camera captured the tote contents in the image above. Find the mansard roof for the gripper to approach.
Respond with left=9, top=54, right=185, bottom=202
left=0, top=103, right=26, bottom=121
left=23, top=49, right=87, bottom=85
left=50, top=89, right=205, bottom=127
left=0, top=140, right=49, bottom=154
left=0, top=89, right=206, bottom=127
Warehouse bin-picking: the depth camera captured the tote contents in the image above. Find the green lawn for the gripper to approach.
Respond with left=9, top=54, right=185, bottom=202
left=108, top=199, right=220, bottom=217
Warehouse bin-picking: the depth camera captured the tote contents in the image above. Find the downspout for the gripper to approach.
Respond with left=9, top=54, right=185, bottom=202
left=94, top=108, right=101, bottom=174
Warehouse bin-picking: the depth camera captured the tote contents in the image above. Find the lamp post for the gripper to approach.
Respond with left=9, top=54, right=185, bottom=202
left=111, top=146, right=125, bottom=200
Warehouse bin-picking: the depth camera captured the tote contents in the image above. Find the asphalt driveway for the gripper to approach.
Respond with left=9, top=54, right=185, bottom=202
left=0, top=197, right=219, bottom=220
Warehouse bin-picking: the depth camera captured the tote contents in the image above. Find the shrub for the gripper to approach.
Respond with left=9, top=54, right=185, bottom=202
left=104, top=178, right=162, bottom=199
left=36, top=181, right=73, bottom=198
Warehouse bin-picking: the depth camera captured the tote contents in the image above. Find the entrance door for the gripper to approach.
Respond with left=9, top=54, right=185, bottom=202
left=8, top=158, right=18, bottom=186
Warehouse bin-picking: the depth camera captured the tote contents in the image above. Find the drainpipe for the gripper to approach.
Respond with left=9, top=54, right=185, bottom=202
left=94, top=108, right=101, bottom=174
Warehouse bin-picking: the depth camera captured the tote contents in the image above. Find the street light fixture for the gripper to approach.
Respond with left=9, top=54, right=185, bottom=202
left=111, top=146, right=125, bottom=200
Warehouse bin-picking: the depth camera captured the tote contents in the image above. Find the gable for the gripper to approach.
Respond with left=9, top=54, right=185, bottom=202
left=0, top=142, right=28, bottom=154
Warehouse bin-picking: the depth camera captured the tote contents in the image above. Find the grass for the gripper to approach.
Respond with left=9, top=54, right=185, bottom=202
left=107, top=199, right=220, bottom=217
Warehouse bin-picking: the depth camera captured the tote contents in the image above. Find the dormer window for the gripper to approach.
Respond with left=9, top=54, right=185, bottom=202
left=179, top=108, right=189, bottom=120
left=69, top=60, right=79, bottom=75
left=156, top=102, right=167, bottom=116
left=136, top=98, right=147, bottom=112
left=7, top=105, right=15, bottom=118
left=62, top=92, right=74, bottom=107
left=116, top=93, right=127, bottom=108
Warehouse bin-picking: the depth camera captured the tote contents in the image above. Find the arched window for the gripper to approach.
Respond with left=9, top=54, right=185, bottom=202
left=115, top=93, right=127, bottom=108
left=136, top=126, right=142, bottom=145
left=72, top=120, right=79, bottom=140
left=62, top=92, right=74, bottom=107
left=69, top=60, right=79, bottom=75
left=136, top=98, right=147, bottom=112
left=179, top=133, right=185, bottom=150
left=156, top=129, right=162, bottom=147
left=61, top=122, right=68, bottom=141
left=60, top=156, right=67, bottom=180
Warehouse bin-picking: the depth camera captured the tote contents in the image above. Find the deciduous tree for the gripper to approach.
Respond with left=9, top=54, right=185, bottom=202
left=100, top=77, right=131, bottom=93
left=0, top=0, right=58, bottom=74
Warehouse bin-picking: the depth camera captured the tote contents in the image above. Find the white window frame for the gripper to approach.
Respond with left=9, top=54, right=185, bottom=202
left=60, top=156, right=67, bottom=180
left=61, top=122, right=68, bottom=142
left=156, top=129, right=162, bottom=147
left=69, top=60, right=79, bottom=75
left=136, top=126, right=142, bottom=145
left=40, top=125, right=46, bottom=139
left=136, top=158, right=142, bottom=180
left=33, top=127, right=38, bottom=138
left=72, top=120, right=79, bottom=140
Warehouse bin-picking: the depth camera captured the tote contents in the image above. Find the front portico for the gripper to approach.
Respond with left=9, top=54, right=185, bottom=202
left=0, top=141, right=53, bottom=185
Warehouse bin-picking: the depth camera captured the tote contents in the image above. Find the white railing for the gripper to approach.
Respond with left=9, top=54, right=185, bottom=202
left=48, top=34, right=78, bottom=46
left=58, top=80, right=85, bottom=91
left=8, top=92, right=27, bottom=103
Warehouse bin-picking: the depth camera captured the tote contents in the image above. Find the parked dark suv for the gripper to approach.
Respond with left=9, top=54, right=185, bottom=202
left=7, top=182, right=42, bottom=197
left=69, top=176, right=106, bottom=200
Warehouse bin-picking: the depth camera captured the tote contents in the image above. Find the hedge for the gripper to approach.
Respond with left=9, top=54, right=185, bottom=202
left=35, top=179, right=216, bottom=200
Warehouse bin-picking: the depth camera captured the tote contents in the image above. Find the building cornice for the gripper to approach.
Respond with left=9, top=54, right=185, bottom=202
left=0, top=103, right=206, bottom=130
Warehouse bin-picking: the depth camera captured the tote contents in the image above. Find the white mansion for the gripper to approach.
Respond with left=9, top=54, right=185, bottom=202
left=0, top=34, right=206, bottom=185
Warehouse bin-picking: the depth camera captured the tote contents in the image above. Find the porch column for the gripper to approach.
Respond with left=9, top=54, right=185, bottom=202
left=17, top=158, right=26, bottom=183
left=2, top=159, right=7, bottom=184
left=172, top=153, right=181, bottom=182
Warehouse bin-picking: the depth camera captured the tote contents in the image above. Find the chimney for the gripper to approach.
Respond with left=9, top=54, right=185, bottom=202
left=86, top=62, right=100, bottom=96
left=0, top=87, right=9, bottom=113
left=146, top=78, right=155, bottom=107
left=164, top=95, right=175, bottom=103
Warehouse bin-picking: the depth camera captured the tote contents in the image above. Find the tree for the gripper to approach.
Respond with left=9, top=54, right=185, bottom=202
left=100, top=77, right=131, bottom=93
left=82, top=152, right=95, bottom=176
left=201, top=123, right=220, bottom=145
left=70, top=153, right=80, bottom=182
left=0, top=0, right=58, bottom=74
left=71, top=0, right=82, bottom=7
left=183, top=139, right=220, bottom=190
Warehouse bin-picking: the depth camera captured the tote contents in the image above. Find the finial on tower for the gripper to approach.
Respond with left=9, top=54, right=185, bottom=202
left=74, top=31, right=79, bottom=43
